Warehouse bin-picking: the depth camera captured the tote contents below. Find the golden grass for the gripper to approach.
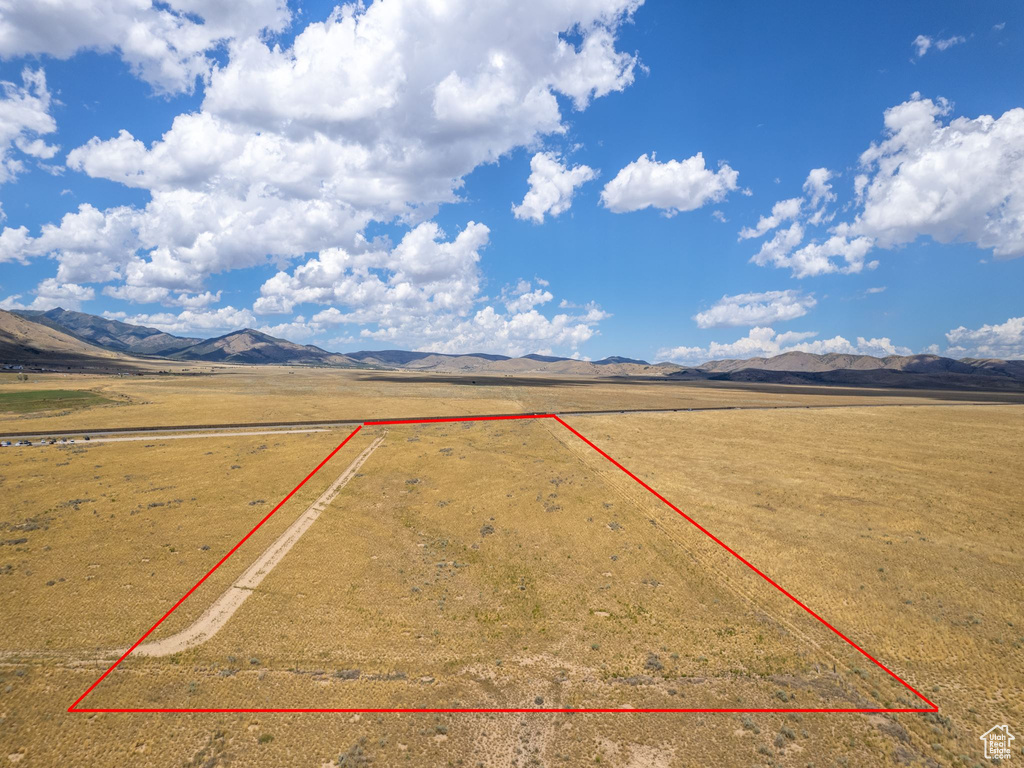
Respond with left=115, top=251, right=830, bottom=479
left=91, top=420, right=906, bottom=716
left=0, top=365, right=993, bottom=435
left=0, top=428, right=374, bottom=650
left=0, top=392, right=1020, bottom=766
left=559, top=405, right=1024, bottom=761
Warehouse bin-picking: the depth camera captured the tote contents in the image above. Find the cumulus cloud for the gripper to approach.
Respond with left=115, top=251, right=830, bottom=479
left=0, top=277, right=95, bottom=310
left=254, top=221, right=487, bottom=317
left=694, top=290, right=816, bottom=328
left=945, top=316, right=1024, bottom=359
left=912, top=34, right=965, bottom=58
left=102, top=284, right=223, bottom=308
left=3, top=1, right=643, bottom=303
left=0, top=0, right=291, bottom=94
left=600, top=152, right=739, bottom=215
left=109, top=305, right=258, bottom=336
left=748, top=222, right=875, bottom=278
left=802, top=167, right=835, bottom=209
left=657, top=326, right=911, bottom=365
left=371, top=302, right=608, bottom=356
left=752, top=232, right=877, bottom=278
left=746, top=95, right=1024, bottom=277
left=838, top=94, right=1024, bottom=259
left=738, top=197, right=801, bottom=239
left=252, top=221, right=607, bottom=356
left=739, top=168, right=852, bottom=274
left=740, top=168, right=833, bottom=241
left=512, top=151, right=597, bottom=223
left=502, top=279, right=554, bottom=312
left=0, top=68, right=58, bottom=184
left=258, top=317, right=317, bottom=341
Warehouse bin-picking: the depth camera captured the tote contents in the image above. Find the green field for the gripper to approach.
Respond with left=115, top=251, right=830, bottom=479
left=0, top=389, right=111, bottom=414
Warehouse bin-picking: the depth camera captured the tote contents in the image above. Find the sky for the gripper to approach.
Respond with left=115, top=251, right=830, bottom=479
left=0, top=0, right=1022, bottom=362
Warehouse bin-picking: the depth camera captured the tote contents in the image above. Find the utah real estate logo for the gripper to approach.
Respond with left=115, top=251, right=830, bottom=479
left=980, top=725, right=1015, bottom=761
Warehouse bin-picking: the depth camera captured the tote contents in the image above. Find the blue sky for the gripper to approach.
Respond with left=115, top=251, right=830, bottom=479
left=1, top=0, right=1022, bottom=361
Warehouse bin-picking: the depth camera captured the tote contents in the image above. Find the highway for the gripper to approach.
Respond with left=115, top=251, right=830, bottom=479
left=1, top=399, right=1019, bottom=444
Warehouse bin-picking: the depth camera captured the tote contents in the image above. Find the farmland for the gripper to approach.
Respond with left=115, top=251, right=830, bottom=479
left=0, top=388, right=113, bottom=415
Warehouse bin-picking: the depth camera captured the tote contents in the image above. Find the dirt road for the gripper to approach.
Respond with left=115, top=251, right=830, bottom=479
left=132, top=432, right=386, bottom=657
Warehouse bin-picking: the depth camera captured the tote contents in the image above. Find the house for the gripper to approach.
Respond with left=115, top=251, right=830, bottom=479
left=980, top=725, right=1015, bottom=761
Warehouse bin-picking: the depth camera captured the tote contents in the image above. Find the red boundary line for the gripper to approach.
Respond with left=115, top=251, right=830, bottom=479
left=69, top=413, right=936, bottom=714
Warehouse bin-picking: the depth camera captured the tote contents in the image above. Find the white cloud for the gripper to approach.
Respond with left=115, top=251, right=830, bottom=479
left=694, top=290, right=816, bottom=329
left=15, top=136, right=59, bottom=160
left=750, top=221, right=874, bottom=279
left=945, top=316, right=1024, bottom=359
left=0, top=68, right=58, bottom=184
left=781, top=235, right=877, bottom=278
left=657, top=326, right=911, bottom=364
left=802, top=167, right=835, bottom=208
left=738, top=197, right=801, bottom=239
left=747, top=96, right=1024, bottom=278
left=741, top=166, right=835, bottom=240
left=0, top=276, right=95, bottom=310
left=5, top=1, right=643, bottom=300
left=502, top=279, right=554, bottom=313
left=512, top=151, right=597, bottom=223
left=354, top=302, right=607, bottom=357
left=838, top=94, right=1024, bottom=259
left=600, top=152, right=739, bottom=215
left=102, top=284, right=223, bottom=308
left=112, top=305, right=257, bottom=336
left=255, top=220, right=486, bottom=318
left=256, top=221, right=607, bottom=356
left=912, top=34, right=965, bottom=58
left=258, top=317, right=317, bottom=342
left=0, top=0, right=291, bottom=94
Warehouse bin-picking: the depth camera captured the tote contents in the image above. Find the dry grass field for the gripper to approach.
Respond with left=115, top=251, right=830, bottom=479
left=0, top=366, right=1005, bottom=436
left=0, top=370, right=1021, bottom=767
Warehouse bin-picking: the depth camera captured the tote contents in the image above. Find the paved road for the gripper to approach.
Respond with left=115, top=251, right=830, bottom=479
left=1, top=400, right=1019, bottom=443
left=1, top=428, right=329, bottom=446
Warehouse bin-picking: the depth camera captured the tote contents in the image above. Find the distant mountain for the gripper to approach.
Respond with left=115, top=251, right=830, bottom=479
left=595, top=356, right=650, bottom=366
left=345, top=350, right=510, bottom=366
left=13, top=307, right=201, bottom=356
left=0, top=309, right=141, bottom=370
left=167, top=329, right=358, bottom=366
left=695, top=350, right=1024, bottom=380
left=7, top=307, right=1022, bottom=389
left=670, top=350, right=1024, bottom=391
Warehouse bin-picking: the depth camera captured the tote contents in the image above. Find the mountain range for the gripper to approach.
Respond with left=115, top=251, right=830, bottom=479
left=3, top=307, right=1023, bottom=391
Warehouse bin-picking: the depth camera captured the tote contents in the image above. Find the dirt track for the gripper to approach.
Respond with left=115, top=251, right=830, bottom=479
left=132, top=432, right=386, bottom=657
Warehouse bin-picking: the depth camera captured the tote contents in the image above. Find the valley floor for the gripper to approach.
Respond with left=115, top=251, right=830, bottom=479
left=0, top=368, right=1020, bottom=766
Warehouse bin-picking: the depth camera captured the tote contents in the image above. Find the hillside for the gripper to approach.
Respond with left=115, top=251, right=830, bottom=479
left=6, top=308, right=1022, bottom=389
left=13, top=308, right=200, bottom=356
left=0, top=309, right=143, bottom=371
left=168, top=329, right=359, bottom=366
left=692, top=350, right=1024, bottom=389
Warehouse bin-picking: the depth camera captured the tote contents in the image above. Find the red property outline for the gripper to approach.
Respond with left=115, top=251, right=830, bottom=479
left=69, top=413, right=937, bottom=714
